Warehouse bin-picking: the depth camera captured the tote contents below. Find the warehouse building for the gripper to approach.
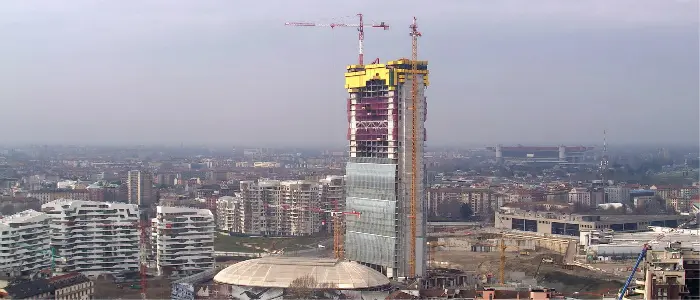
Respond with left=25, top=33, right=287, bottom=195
left=495, top=208, right=690, bottom=236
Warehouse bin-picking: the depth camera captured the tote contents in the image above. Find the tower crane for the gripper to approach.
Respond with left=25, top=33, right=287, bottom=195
left=307, top=206, right=361, bottom=259
left=285, top=13, right=389, bottom=65
left=408, top=16, right=422, bottom=280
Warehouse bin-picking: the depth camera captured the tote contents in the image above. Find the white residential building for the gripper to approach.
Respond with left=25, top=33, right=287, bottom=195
left=239, top=180, right=321, bottom=236
left=604, top=186, right=631, bottom=204
left=42, top=200, right=140, bottom=276
left=0, top=210, right=51, bottom=278
left=216, top=195, right=243, bottom=233
left=152, top=206, right=215, bottom=278
left=568, top=188, right=592, bottom=207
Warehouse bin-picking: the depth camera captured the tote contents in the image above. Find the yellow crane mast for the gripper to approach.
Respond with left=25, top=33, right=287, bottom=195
left=499, top=237, right=506, bottom=285
left=408, top=16, right=422, bottom=278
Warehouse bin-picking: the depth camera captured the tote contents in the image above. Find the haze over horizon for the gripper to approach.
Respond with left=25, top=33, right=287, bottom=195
left=1, top=0, right=698, bottom=147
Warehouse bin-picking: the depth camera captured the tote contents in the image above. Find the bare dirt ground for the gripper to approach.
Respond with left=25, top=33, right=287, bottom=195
left=433, top=250, right=625, bottom=297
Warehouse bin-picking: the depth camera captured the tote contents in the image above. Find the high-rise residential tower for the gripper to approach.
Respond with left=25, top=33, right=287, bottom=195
left=0, top=210, right=51, bottom=279
left=126, top=170, right=154, bottom=207
left=42, top=200, right=140, bottom=276
left=343, top=59, right=429, bottom=279
left=152, top=206, right=215, bottom=278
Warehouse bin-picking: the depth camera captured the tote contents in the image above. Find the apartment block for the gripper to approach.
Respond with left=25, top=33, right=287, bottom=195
left=634, top=243, right=700, bottom=299
left=427, top=187, right=498, bottom=218
left=216, top=195, right=243, bottom=233
left=29, top=189, right=90, bottom=205
left=239, top=180, right=321, bottom=236
left=0, top=210, right=51, bottom=279
left=152, top=206, right=215, bottom=278
left=42, top=200, right=140, bottom=276
left=319, top=175, right=345, bottom=233
left=605, top=186, right=631, bottom=204
left=126, top=170, right=154, bottom=207
left=49, top=272, right=94, bottom=300
left=568, top=188, right=605, bottom=207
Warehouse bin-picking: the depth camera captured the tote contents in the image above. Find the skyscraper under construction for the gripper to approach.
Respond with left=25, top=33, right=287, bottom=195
left=344, top=59, right=429, bottom=279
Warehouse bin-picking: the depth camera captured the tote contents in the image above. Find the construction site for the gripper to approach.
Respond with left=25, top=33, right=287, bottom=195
left=173, top=14, right=698, bottom=300
left=8, top=14, right=697, bottom=300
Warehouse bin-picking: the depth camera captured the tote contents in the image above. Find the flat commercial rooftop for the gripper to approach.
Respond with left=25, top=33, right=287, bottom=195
left=598, top=214, right=689, bottom=223
left=612, top=228, right=700, bottom=250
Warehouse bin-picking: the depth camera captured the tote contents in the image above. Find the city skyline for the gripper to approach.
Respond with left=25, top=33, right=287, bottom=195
left=1, top=0, right=698, bottom=146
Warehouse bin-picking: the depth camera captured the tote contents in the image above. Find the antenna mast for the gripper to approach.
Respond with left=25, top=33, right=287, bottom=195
left=601, top=129, right=609, bottom=186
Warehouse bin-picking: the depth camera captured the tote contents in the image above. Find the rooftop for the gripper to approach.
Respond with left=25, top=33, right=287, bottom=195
left=3, top=279, right=54, bottom=299
left=213, top=257, right=390, bottom=289
left=0, top=209, right=46, bottom=226
left=48, top=273, right=90, bottom=289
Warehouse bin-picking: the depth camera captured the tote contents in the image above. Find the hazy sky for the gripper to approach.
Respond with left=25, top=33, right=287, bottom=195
left=1, top=0, right=698, bottom=147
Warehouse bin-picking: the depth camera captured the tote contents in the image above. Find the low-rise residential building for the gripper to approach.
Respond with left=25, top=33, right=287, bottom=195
left=0, top=273, right=93, bottom=300
left=42, top=200, right=140, bottom=276
left=0, top=210, right=51, bottom=279
left=152, top=206, right=215, bottom=278
left=28, top=190, right=91, bottom=205
left=666, top=195, right=700, bottom=213
left=49, top=273, right=94, bottom=300
left=0, top=278, right=54, bottom=299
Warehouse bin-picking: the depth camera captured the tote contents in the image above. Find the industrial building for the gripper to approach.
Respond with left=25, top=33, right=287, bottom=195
left=152, top=206, right=215, bottom=278
left=344, top=58, right=429, bottom=279
left=487, top=145, right=594, bottom=164
left=212, top=257, right=392, bottom=299
left=238, top=180, right=322, bottom=236
left=41, top=199, right=141, bottom=276
left=495, top=208, right=691, bottom=236
left=0, top=210, right=51, bottom=279
left=582, top=227, right=700, bottom=259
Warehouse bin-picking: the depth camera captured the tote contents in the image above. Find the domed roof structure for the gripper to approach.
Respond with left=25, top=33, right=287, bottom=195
left=213, top=257, right=390, bottom=289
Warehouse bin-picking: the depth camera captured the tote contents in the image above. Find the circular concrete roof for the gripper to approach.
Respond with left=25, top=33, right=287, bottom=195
left=213, top=257, right=390, bottom=289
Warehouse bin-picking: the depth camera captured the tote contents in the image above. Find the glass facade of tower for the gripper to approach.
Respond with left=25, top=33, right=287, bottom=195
left=344, top=158, right=397, bottom=269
